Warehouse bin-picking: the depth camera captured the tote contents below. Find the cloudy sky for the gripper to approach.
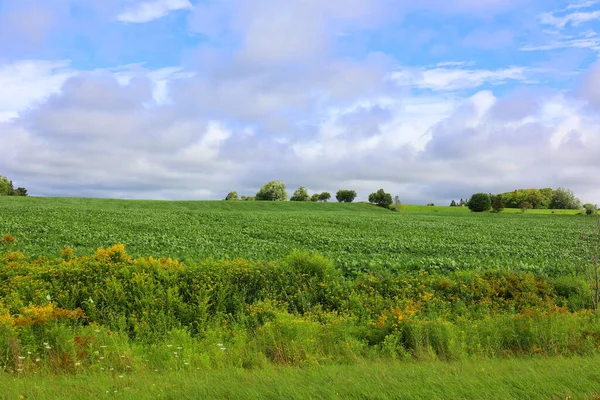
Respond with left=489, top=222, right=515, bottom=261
left=0, top=0, right=599, bottom=204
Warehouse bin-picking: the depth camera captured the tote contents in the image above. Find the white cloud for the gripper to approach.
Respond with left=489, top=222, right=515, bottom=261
left=539, top=9, right=600, bottom=29
left=392, top=66, right=529, bottom=91
left=117, top=0, right=192, bottom=23
left=0, top=60, right=74, bottom=122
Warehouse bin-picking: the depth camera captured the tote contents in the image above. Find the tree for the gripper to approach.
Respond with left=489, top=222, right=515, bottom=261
left=520, top=201, right=531, bottom=213
left=311, top=193, right=319, bottom=202
left=550, top=188, right=582, bottom=210
left=318, top=192, right=331, bottom=202
left=336, top=190, right=357, bottom=203
left=368, top=189, right=393, bottom=208
left=394, top=195, right=401, bottom=212
left=450, top=200, right=457, bottom=207
left=584, top=204, right=598, bottom=216
left=225, top=191, right=239, bottom=200
left=491, top=195, right=504, bottom=213
left=0, top=175, right=9, bottom=196
left=256, top=181, right=287, bottom=201
left=15, top=188, right=28, bottom=197
left=467, top=193, right=491, bottom=212
left=290, top=186, right=310, bottom=201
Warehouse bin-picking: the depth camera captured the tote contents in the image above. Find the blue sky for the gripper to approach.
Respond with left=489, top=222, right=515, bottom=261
left=0, top=0, right=599, bottom=204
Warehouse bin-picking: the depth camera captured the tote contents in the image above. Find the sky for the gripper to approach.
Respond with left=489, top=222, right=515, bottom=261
left=0, top=0, right=599, bottom=204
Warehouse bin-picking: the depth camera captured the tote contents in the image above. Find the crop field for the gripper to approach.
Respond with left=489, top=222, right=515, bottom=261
left=0, top=196, right=591, bottom=276
left=1, top=196, right=600, bottom=399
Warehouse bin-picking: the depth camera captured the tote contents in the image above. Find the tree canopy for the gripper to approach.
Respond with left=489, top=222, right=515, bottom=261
left=467, top=193, right=491, bottom=212
left=256, top=181, right=288, bottom=201
left=368, top=189, right=393, bottom=208
left=290, top=186, right=310, bottom=201
left=336, top=190, right=357, bottom=203
left=0, top=175, right=27, bottom=196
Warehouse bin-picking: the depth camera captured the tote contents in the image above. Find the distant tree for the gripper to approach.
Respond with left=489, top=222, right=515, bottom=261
left=336, top=190, right=357, bottom=203
left=550, top=188, right=582, bottom=210
left=394, top=195, right=401, bottom=212
left=15, top=188, right=28, bottom=197
left=520, top=201, right=531, bottom=213
left=225, top=191, right=239, bottom=200
left=450, top=200, right=457, bottom=207
left=242, top=196, right=256, bottom=201
left=311, top=193, right=319, bottom=202
left=256, top=181, right=287, bottom=201
left=290, top=186, right=310, bottom=201
left=491, top=195, right=504, bottom=213
left=584, top=203, right=598, bottom=216
left=369, top=189, right=393, bottom=208
left=0, top=175, right=9, bottom=196
left=427, top=203, right=435, bottom=207
left=318, top=192, right=331, bottom=202
left=467, top=193, right=491, bottom=212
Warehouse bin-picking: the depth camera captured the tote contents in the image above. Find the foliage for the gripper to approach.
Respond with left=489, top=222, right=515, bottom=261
left=0, top=175, right=27, bottom=196
left=550, top=188, right=582, bottom=210
left=0, top=242, right=599, bottom=376
left=318, top=192, right=331, bottom=202
left=491, top=195, right=504, bottom=213
left=584, top=204, right=598, bottom=216
left=241, top=196, right=256, bottom=201
left=369, top=189, right=393, bottom=208
left=0, top=197, right=592, bottom=276
left=225, top=191, right=239, bottom=201
left=311, top=193, right=319, bottom=202
left=290, top=186, right=310, bottom=202
left=450, top=200, right=457, bottom=207
left=467, top=193, right=491, bottom=212
left=500, top=188, right=552, bottom=209
left=336, top=190, right=357, bottom=203
left=0, top=175, right=10, bottom=196
left=256, top=181, right=287, bottom=201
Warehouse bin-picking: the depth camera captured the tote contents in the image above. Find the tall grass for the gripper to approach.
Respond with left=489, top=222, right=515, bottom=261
left=1, top=241, right=599, bottom=374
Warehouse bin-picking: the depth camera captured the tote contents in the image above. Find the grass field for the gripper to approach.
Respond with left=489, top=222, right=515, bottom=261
left=0, top=196, right=592, bottom=275
left=1, top=196, right=599, bottom=398
left=3, top=356, right=600, bottom=399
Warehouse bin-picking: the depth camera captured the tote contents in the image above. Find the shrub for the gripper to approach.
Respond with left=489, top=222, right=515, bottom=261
left=290, top=186, right=310, bottom=202
left=256, top=181, right=287, bottom=201
left=336, top=190, right=357, bottom=203
left=318, top=192, right=331, bottom=202
left=368, top=189, right=393, bottom=208
left=467, top=193, right=491, bottom=212
left=225, top=191, right=239, bottom=200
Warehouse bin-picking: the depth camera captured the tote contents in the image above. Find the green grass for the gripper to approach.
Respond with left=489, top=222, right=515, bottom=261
left=0, top=196, right=593, bottom=275
left=3, top=356, right=600, bottom=399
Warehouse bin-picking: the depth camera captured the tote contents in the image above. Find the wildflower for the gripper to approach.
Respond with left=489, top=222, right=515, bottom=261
left=18, top=356, right=25, bottom=360
left=46, top=294, right=51, bottom=301
left=99, top=357, right=104, bottom=360
left=184, top=362, right=189, bottom=365
left=176, top=347, right=182, bottom=350
left=75, top=362, right=81, bottom=366
left=35, top=358, right=40, bottom=362
left=94, top=329, right=100, bottom=333
left=88, top=298, right=94, bottom=304
left=119, top=375, right=124, bottom=378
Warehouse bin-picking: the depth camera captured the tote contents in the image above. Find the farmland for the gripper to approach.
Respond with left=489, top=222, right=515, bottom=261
left=1, top=196, right=600, bottom=399
left=0, top=196, right=590, bottom=276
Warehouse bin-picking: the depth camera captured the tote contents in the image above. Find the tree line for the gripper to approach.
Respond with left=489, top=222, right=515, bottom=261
left=225, top=181, right=399, bottom=209
left=465, top=188, right=597, bottom=214
left=0, top=175, right=27, bottom=196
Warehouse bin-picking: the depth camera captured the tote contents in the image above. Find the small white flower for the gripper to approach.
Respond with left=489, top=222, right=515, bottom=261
left=94, top=330, right=100, bottom=333
left=167, top=345, right=172, bottom=347
left=35, top=358, right=40, bottom=362
left=18, top=356, right=25, bottom=360
left=176, top=347, right=182, bottom=350
left=99, top=357, right=104, bottom=360
left=46, top=294, right=51, bottom=301
left=119, top=375, right=124, bottom=378
left=75, top=362, right=81, bottom=366
left=184, top=362, right=189, bottom=365
left=88, top=297, right=94, bottom=304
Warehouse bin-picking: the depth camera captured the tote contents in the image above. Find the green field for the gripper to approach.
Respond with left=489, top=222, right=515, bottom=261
left=1, top=196, right=599, bottom=399
left=0, top=196, right=592, bottom=275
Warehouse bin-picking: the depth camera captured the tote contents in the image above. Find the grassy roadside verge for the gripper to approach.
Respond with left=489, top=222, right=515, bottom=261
left=2, top=356, right=600, bottom=399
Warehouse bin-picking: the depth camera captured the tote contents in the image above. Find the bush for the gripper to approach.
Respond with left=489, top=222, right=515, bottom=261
left=491, top=195, right=504, bottom=213
left=318, top=192, right=331, bottom=202
left=256, top=181, right=287, bottom=201
left=225, top=191, right=239, bottom=200
left=467, top=193, right=491, bottom=212
left=368, top=189, right=393, bottom=208
left=311, top=194, right=319, bottom=202
left=290, top=186, right=310, bottom=202
left=336, top=190, right=357, bottom=203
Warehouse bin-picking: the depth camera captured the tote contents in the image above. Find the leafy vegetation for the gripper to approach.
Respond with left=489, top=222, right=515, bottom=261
left=0, top=174, right=27, bottom=197
left=255, top=180, right=287, bottom=201
left=467, top=193, right=491, bottom=212
left=0, top=197, right=592, bottom=276
left=335, top=189, right=357, bottom=203
left=369, top=188, right=393, bottom=208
